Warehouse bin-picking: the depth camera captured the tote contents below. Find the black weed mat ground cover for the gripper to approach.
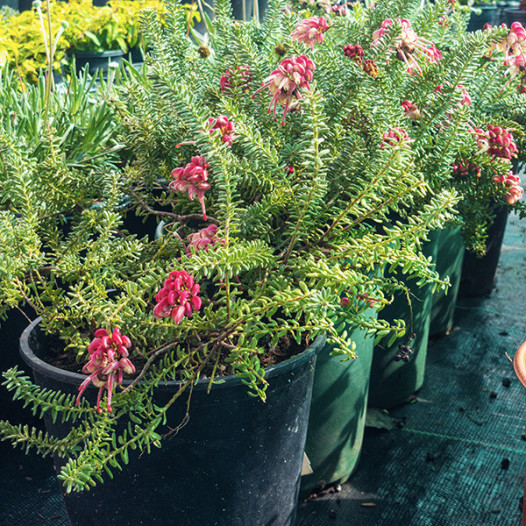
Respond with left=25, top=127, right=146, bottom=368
left=1, top=208, right=526, bottom=526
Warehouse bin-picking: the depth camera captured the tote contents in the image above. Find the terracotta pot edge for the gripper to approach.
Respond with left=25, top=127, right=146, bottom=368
left=513, top=340, right=526, bottom=388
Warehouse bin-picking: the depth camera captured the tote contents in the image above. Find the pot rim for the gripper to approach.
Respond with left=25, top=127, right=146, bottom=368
left=20, top=317, right=325, bottom=392
left=514, top=341, right=526, bottom=388
left=72, top=50, right=126, bottom=58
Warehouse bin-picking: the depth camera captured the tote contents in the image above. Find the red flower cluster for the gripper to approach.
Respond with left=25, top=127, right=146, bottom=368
left=325, top=5, right=347, bottom=16
left=401, top=100, right=420, bottom=120
left=170, top=156, right=211, bottom=220
left=343, top=44, right=364, bottom=63
left=452, top=160, right=481, bottom=178
left=291, top=16, right=330, bottom=50
left=362, top=59, right=378, bottom=78
left=381, top=127, right=410, bottom=148
left=252, top=55, right=315, bottom=125
left=186, top=224, right=222, bottom=256
left=372, top=18, right=442, bottom=75
left=220, top=65, right=251, bottom=93
left=76, top=328, right=135, bottom=413
left=207, top=115, right=235, bottom=147
left=486, top=125, right=518, bottom=160
left=493, top=172, right=524, bottom=205
left=153, top=270, right=202, bottom=324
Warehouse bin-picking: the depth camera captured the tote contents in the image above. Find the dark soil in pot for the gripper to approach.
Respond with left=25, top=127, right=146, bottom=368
left=20, top=318, right=324, bottom=526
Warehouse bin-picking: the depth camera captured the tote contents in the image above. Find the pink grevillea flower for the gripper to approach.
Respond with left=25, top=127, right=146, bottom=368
left=76, top=328, right=135, bottom=414
left=170, top=156, right=211, bottom=220
left=381, top=127, right=410, bottom=148
left=153, top=270, right=202, bottom=324
left=401, top=100, right=420, bottom=120
left=493, top=171, right=524, bottom=204
left=358, top=293, right=377, bottom=308
left=435, top=84, right=471, bottom=106
left=177, top=116, right=235, bottom=149
left=362, top=59, right=378, bottom=78
left=291, top=17, right=330, bottom=50
left=341, top=294, right=377, bottom=308
left=207, top=115, right=235, bottom=146
left=325, top=5, right=347, bottom=16
left=372, top=18, right=442, bottom=75
left=220, top=65, right=251, bottom=93
left=458, top=85, right=471, bottom=106
left=251, top=55, right=315, bottom=125
left=286, top=165, right=295, bottom=175
left=452, top=160, right=481, bottom=178
left=186, top=224, right=222, bottom=256
left=499, top=22, right=526, bottom=62
left=343, top=44, right=364, bottom=63
left=486, top=125, right=518, bottom=160
left=438, top=15, right=448, bottom=27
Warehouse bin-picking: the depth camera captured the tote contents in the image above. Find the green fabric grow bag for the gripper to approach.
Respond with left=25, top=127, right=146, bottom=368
left=368, top=231, right=440, bottom=408
left=429, top=226, right=465, bottom=336
left=300, top=310, right=377, bottom=497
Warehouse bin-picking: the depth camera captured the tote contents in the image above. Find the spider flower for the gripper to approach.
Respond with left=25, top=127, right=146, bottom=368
left=186, top=224, right=222, bottom=256
left=381, top=127, right=410, bottom=148
left=401, top=100, right=420, bottom=120
left=325, top=5, right=347, bottom=16
left=291, top=16, right=329, bottom=50
left=343, top=44, right=364, bottom=63
left=251, top=55, right=315, bottom=125
left=170, top=156, right=211, bottom=220
left=207, top=115, right=235, bottom=146
left=452, top=160, right=481, bottom=178
left=493, top=171, right=524, bottom=204
left=486, top=125, right=518, bottom=160
left=153, top=270, right=202, bottom=324
left=76, top=328, right=135, bottom=413
left=372, top=18, right=442, bottom=75
left=362, top=59, right=378, bottom=78
left=500, top=22, right=526, bottom=62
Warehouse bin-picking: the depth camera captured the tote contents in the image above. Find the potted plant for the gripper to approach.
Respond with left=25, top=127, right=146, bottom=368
left=432, top=16, right=526, bottom=309
left=0, top=1, right=68, bottom=83
left=0, top=0, right=460, bottom=519
left=364, top=6, right=526, bottom=402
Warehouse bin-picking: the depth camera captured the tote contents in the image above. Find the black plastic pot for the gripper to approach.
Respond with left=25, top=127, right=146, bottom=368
left=191, top=0, right=266, bottom=34
left=468, top=6, right=498, bottom=31
left=459, top=206, right=509, bottom=297
left=301, top=311, right=376, bottom=497
left=20, top=318, right=324, bottom=526
left=369, top=230, right=440, bottom=408
left=504, top=8, right=526, bottom=25
left=0, top=307, right=41, bottom=427
left=429, top=226, right=465, bottom=336
left=71, top=50, right=125, bottom=77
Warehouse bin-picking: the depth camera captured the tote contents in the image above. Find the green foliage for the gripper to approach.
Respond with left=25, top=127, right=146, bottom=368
left=4, top=0, right=524, bottom=493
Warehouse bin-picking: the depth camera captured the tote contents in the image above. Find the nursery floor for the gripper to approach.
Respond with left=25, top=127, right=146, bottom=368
left=1, top=209, right=526, bottom=526
left=297, top=207, right=526, bottom=526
